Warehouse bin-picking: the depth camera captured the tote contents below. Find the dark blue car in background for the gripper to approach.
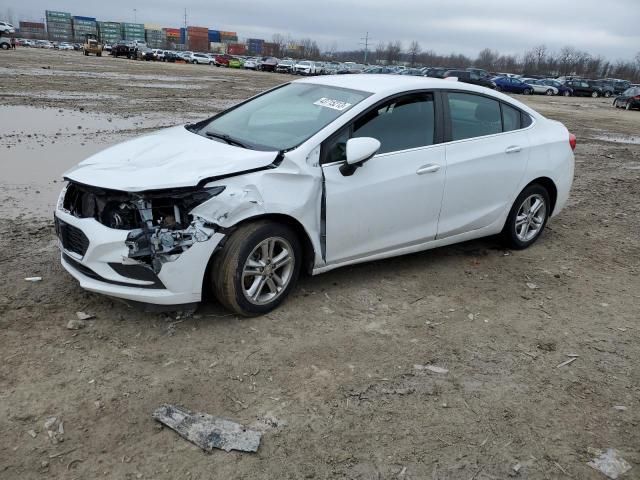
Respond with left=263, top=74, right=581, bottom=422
left=492, top=76, right=534, bottom=94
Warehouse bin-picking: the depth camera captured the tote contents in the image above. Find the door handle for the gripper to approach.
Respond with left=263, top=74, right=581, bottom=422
left=416, top=164, right=441, bottom=175
left=505, top=145, right=522, bottom=154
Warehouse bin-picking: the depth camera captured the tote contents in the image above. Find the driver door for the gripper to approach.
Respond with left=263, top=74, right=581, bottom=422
left=322, top=92, right=446, bottom=264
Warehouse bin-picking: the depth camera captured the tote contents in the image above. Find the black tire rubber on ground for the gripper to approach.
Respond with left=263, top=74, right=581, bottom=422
left=211, top=221, right=302, bottom=316
left=502, top=184, right=551, bottom=250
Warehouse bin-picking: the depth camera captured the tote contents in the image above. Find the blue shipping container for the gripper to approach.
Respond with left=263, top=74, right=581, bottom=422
left=180, top=27, right=186, bottom=44
left=73, top=16, right=96, bottom=21
left=208, top=30, right=221, bottom=43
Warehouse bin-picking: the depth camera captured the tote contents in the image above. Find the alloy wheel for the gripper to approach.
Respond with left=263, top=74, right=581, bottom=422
left=241, top=237, right=295, bottom=305
left=515, top=194, right=546, bottom=242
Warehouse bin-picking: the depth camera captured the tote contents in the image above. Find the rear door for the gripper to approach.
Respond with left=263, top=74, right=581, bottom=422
left=437, top=92, right=530, bottom=239
left=323, top=92, right=446, bottom=263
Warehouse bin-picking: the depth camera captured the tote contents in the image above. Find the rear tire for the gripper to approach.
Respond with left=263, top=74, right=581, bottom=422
left=591, top=91, right=599, bottom=98
left=545, top=89, right=554, bottom=96
left=563, top=90, right=571, bottom=97
left=523, top=88, right=532, bottom=95
left=211, top=221, right=302, bottom=316
left=626, top=103, right=631, bottom=111
left=502, top=184, right=550, bottom=250
left=604, top=91, right=611, bottom=98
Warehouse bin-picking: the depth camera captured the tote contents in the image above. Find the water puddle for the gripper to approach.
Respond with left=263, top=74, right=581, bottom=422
left=0, top=106, right=200, bottom=218
left=590, top=134, right=640, bottom=145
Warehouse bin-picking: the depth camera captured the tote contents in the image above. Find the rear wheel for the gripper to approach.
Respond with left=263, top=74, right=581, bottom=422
left=563, top=90, right=571, bottom=97
left=211, top=221, right=301, bottom=316
left=626, top=103, right=632, bottom=111
left=502, top=184, right=550, bottom=249
left=545, top=89, right=554, bottom=96
left=604, top=91, right=611, bottom=98
left=523, top=88, right=532, bottom=95
left=591, top=91, right=599, bottom=98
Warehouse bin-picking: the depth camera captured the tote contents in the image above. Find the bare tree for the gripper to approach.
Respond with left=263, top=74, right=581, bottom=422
left=385, top=41, right=402, bottom=65
left=271, top=33, right=288, bottom=57
left=374, top=42, right=386, bottom=64
left=408, top=41, right=421, bottom=67
left=475, top=48, right=499, bottom=71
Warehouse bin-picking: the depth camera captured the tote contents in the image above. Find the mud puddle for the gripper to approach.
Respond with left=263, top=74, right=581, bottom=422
left=0, top=106, right=182, bottom=218
left=590, top=133, right=640, bottom=144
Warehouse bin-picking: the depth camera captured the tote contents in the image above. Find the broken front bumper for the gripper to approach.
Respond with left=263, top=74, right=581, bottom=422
left=55, top=209, right=224, bottom=305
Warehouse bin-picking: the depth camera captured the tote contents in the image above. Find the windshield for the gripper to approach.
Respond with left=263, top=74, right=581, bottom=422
left=197, top=83, right=370, bottom=151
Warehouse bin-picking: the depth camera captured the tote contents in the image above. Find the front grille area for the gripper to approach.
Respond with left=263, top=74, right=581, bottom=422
left=55, top=217, right=90, bottom=256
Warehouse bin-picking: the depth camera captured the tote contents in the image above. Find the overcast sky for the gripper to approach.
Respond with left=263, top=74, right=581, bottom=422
left=8, top=0, right=640, bottom=60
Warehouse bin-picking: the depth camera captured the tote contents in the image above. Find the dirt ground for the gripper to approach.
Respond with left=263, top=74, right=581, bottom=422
left=1, top=49, right=639, bottom=480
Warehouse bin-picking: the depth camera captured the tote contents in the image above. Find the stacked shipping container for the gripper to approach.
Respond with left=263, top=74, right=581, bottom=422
left=19, top=21, right=46, bottom=39
left=121, top=22, right=145, bottom=41
left=220, top=31, right=238, bottom=44
left=227, top=43, right=247, bottom=56
left=208, top=30, right=221, bottom=43
left=97, top=21, right=121, bottom=44
left=145, top=24, right=164, bottom=48
left=45, top=10, right=73, bottom=42
left=164, top=28, right=180, bottom=47
left=186, top=26, right=208, bottom=52
left=247, top=38, right=265, bottom=55
left=71, top=16, right=98, bottom=43
left=262, top=42, right=277, bottom=57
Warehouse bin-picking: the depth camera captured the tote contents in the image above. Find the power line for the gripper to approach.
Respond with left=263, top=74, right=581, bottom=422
left=359, top=32, right=371, bottom=63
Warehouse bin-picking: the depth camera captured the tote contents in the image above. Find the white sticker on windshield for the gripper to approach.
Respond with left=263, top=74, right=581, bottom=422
left=314, top=97, right=352, bottom=111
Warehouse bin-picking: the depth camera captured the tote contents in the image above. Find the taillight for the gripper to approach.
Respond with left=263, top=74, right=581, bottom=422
left=634, top=95, right=640, bottom=101
left=569, top=133, right=577, bottom=151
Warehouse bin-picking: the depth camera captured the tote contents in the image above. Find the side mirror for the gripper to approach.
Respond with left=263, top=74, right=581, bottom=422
left=340, top=137, right=381, bottom=176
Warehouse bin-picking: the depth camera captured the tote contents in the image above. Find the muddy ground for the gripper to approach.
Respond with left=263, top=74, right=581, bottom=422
left=0, top=48, right=639, bottom=480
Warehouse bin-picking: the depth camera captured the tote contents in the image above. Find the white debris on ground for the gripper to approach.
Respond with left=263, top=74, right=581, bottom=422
left=587, top=448, right=632, bottom=479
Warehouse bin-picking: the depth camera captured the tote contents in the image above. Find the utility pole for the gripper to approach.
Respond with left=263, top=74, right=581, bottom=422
left=359, top=32, right=370, bottom=64
left=133, top=8, right=137, bottom=23
left=183, top=8, right=188, bottom=29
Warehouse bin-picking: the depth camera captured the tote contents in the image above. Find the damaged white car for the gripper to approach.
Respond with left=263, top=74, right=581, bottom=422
left=55, top=75, right=575, bottom=316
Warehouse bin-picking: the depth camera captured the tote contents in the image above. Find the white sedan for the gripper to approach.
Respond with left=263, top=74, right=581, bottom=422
left=55, top=76, right=575, bottom=316
left=522, top=79, right=559, bottom=96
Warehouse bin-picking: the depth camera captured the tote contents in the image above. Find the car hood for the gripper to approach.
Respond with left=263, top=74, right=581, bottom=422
left=64, top=125, right=280, bottom=192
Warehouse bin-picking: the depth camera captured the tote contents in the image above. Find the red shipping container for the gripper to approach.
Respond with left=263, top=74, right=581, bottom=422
left=227, top=43, right=246, bottom=55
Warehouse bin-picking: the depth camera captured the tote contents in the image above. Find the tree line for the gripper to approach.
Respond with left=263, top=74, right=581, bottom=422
left=331, top=41, right=640, bottom=82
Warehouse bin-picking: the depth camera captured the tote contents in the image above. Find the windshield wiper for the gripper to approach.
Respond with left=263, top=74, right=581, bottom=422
left=205, top=131, right=248, bottom=149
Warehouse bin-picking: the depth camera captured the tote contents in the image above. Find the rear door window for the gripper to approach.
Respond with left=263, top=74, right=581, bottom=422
left=502, top=103, right=521, bottom=132
left=447, top=93, right=502, bottom=140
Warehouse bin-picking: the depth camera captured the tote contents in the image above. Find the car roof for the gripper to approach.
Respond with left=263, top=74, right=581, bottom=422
left=294, top=74, right=541, bottom=118
left=296, top=74, right=479, bottom=95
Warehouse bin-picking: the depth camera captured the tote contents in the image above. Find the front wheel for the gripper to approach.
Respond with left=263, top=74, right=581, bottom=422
left=604, top=91, right=611, bottom=98
left=502, top=184, right=550, bottom=249
left=545, top=89, right=554, bottom=96
left=211, top=221, right=302, bottom=316
left=591, top=91, right=599, bottom=98
left=523, top=88, right=532, bottom=95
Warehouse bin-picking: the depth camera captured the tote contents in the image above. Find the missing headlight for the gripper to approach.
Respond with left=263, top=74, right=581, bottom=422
left=61, top=182, right=225, bottom=272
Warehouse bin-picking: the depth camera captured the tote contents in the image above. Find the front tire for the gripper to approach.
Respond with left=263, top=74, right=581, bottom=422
left=591, top=91, right=599, bottom=98
left=563, top=90, right=571, bottom=97
left=604, top=91, right=611, bottom=98
left=523, top=88, right=533, bottom=95
left=502, top=184, right=550, bottom=249
left=211, top=221, right=302, bottom=316
left=545, top=89, right=554, bottom=96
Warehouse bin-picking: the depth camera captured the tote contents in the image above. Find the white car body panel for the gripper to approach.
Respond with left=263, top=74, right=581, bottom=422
left=64, top=126, right=280, bottom=191
left=55, top=75, right=574, bottom=306
left=323, top=144, right=446, bottom=263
